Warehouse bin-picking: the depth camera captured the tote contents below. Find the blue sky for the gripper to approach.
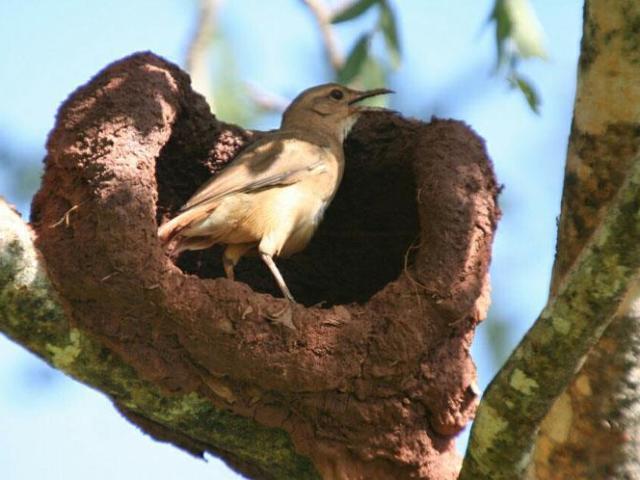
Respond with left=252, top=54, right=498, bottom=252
left=0, top=1, right=582, bottom=478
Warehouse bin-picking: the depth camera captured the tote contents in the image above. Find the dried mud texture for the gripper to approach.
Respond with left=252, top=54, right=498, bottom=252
left=31, top=52, right=500, bottom=479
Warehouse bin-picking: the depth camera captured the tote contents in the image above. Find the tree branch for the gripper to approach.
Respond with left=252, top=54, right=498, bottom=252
left=244, top=81, right=289, bottom=113
left=534, top=1, right=640, bottom=477
left=184, top=0, right=219, bottom=110
left=301, top=0, right=344, bottom=73
left=460, top=151, right=640, bottom=479
left=0, top=198, right=319, bottom=479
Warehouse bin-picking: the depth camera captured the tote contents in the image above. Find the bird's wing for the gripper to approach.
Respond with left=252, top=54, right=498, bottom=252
left=179, top=133, right=331, bottom=213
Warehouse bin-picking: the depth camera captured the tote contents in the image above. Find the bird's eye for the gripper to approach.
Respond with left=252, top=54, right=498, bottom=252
left=330, top=89, right=344, bottom=100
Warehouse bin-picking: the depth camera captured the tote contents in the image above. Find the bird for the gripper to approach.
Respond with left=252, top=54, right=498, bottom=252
left=158, top=83, right=392, bottom=304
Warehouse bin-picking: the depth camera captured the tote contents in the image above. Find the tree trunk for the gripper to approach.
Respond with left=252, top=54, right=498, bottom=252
left=459, top=0, right=640, bottom=477
left=1, top=52, right=500, bottom=479
left=535, top=1, right=640, bottom=477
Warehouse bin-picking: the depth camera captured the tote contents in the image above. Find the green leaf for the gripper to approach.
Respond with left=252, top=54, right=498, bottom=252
left=504, top=0, right=547, bottom=59
left=331, top=0, right=379, bottom=24
left=490, top=0, right=547, bottom=66
left=357, top=57, right=389, bottom=107
left=490, top=0, right=512, bottom=68
left=337, top=34, right=370, bottom=84
left=378, top=1, right=401, bottom=68
left=509, top=74, right=540, bottom=114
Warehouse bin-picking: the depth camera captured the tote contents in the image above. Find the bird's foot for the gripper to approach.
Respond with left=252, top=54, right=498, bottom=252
left=266, top=301, right=296, bottom=330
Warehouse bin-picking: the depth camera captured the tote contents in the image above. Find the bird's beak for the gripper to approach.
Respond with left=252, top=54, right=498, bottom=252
left=347, top=88, right=394, bottom=116
left=348, top=87, right=394, bottom=106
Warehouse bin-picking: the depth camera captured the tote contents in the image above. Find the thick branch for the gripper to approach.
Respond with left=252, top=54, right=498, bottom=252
left=460, top=152, right=640, bottom=479
left=0, top=199, right=318, bottom=479
left=535, top=1, right=640, bottom=477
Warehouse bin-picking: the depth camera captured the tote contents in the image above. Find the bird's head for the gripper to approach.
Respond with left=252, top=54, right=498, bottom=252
left=281, top=83, right=393, bottom=143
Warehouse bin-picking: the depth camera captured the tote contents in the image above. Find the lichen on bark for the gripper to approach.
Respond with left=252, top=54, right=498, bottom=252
left=534, top=0, right=640, bottom=478
left=459, top=1, right=640, bottom=478
left=460, top=153, right=640, bottom=478
left=0, top=199, right=320, bottom=480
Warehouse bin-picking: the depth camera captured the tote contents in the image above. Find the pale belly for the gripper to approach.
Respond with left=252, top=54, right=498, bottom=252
left=278, top=209, right=324, bottom=257
left=183, top=183, right=330, bottom=257
left=257, top=184, right=329, bottom=257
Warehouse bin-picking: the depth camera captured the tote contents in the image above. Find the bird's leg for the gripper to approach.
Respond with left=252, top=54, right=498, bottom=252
left=222, top=256, right=235, bottom=281
left=260, top=253, right=295, bottom=302
left=223, top=243, right=254, bottom=281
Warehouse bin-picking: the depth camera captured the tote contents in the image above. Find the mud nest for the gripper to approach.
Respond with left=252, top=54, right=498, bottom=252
left=31, top=52, right=500, bottom=479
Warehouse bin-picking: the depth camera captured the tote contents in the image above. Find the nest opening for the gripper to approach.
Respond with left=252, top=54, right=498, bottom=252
left=156, top=123, right=420, bottom=308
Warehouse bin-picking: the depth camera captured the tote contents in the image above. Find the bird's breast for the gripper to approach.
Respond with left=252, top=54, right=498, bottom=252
left=185, top=147, right=344, bottom=258
left=273, top=189, right=325, bottom=256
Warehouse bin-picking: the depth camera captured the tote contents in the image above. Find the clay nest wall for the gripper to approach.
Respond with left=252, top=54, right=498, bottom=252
left=31, top=52, right=500, bottom=480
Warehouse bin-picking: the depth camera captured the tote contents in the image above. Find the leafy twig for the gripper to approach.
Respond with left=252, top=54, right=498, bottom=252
left=184, top=0, right=219, bottom=110
left=489, top=0, right=546, bottom=113
left=244, top=82, right=290, bottom=113
left=301, top=0, right=344, bottom=73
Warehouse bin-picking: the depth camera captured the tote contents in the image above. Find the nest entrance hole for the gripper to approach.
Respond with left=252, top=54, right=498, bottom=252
left=156, top=126, right=420, bottom=307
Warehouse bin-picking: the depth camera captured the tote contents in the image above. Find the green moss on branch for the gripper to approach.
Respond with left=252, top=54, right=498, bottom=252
left=0, top=198, right=319, bottom=480
left=460, top=154, right=640, bottom=479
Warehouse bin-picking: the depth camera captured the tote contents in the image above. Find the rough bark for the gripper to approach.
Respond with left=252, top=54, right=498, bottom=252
left=458, top=147, right=640, bottom=479
left=459, top=0, right=640, bottom=477
left=0, top=52, right=500, bottom=479
left=534, top=1, right=640, bottom=478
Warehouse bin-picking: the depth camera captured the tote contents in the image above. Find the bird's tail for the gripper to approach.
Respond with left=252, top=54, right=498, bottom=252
left=157, top=216, right=183, bottom=245
left=158, top=202, right=218, bottom=247
left=157, top=207, right=209, bottom=245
